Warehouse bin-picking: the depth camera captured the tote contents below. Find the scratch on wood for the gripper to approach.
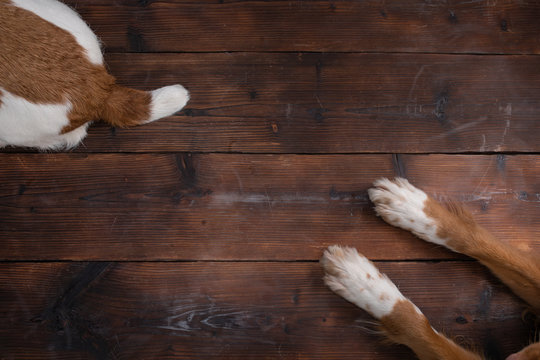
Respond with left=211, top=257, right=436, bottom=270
left=472, top=157, right=494, bottom=196
left=479, top=134, right=486, bottom=152
left=314, top=94, right=324, bottom=109
left=210, top=192, right=335, bottom=206
left=285, top=104, right=293, bottom=120
left=429, top=117, right=487, bottom=141
left=496, top=103, right=512, bottom=151
left=496, top=154, right=506, bottom=172
left=407, top=65, right=426, bottom=103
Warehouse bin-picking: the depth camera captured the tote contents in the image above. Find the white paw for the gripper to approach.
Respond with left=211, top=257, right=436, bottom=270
left=321, top=246, right=407, bottom=319
left=368, top=178, right=446, bottom=246
left=147, top=84, right=190, bottom=123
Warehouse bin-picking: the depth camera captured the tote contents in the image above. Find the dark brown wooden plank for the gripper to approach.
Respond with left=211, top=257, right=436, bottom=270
left=0, top=261, right=533, bottom=359
left=59, top=53, right=540, bottom=153
left=63, top=0, right=540, bottom=54
left=1, top=154, right=538, bottom=261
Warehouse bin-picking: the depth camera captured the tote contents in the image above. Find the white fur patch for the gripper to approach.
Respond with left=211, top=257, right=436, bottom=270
left=147, top=85, right=190, bottom=123
left=10, top=0, right=103, bottom=65
left=0, top=87, right=87, bottom=150
left=368, top=177, right=448, bottom=247
left=321, top=246, right=420, bottom=319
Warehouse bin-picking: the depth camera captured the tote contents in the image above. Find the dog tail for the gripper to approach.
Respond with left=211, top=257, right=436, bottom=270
left=100, top=84, right=189, bottom=128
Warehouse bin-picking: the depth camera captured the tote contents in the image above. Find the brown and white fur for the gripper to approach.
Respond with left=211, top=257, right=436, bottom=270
left=321, top=178, right=540, bottom=360
left=0, top=0, right=189, bottom=150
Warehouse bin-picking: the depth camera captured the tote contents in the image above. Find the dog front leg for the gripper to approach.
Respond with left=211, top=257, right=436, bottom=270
left=368, top=177, right=540, bottom=312
left=321, top=246, right=483, bottom=360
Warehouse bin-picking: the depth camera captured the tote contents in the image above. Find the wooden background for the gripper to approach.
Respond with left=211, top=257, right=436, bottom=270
left=1, top=0, right=539, bottom=359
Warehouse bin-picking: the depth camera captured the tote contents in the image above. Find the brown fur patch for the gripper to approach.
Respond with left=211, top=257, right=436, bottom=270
left=98, top=85, right=151, bottom=129
left=380, top=300, right=483, bottom=360
left=424, top=197, right=540, bottom=312
left=0, top=0, right=150, bottom=132
left=511, top=342, right=540, bottom=360
left=423, top=198, right=476, bottom=253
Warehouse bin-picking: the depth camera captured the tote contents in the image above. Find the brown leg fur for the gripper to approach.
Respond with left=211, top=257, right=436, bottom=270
left=366, top=178, right=539, bottom=359
left=380, top=300, right=483, bottom=360
left=424, top=198, right=540, bottom=312
left=506, top=342, right=540, bottom=360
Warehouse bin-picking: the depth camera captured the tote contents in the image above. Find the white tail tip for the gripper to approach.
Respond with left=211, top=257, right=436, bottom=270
left=147, top=84, right=190, bottom=123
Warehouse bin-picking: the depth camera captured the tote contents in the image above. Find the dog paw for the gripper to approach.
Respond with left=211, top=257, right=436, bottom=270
left=367, top=178, right=447, bottom=246
left=321, top=245, right=406, bottom=319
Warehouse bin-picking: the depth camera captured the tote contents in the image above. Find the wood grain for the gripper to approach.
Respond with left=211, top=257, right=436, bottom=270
left=0, top=261, right=533, bottom=359
left=2, top=1, right=539, bottom=359
left=57, top=52, right=540, bottom=153
left=1, top=154, right=538, bottom=261
left=63, top=0, right=540, bottom=54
